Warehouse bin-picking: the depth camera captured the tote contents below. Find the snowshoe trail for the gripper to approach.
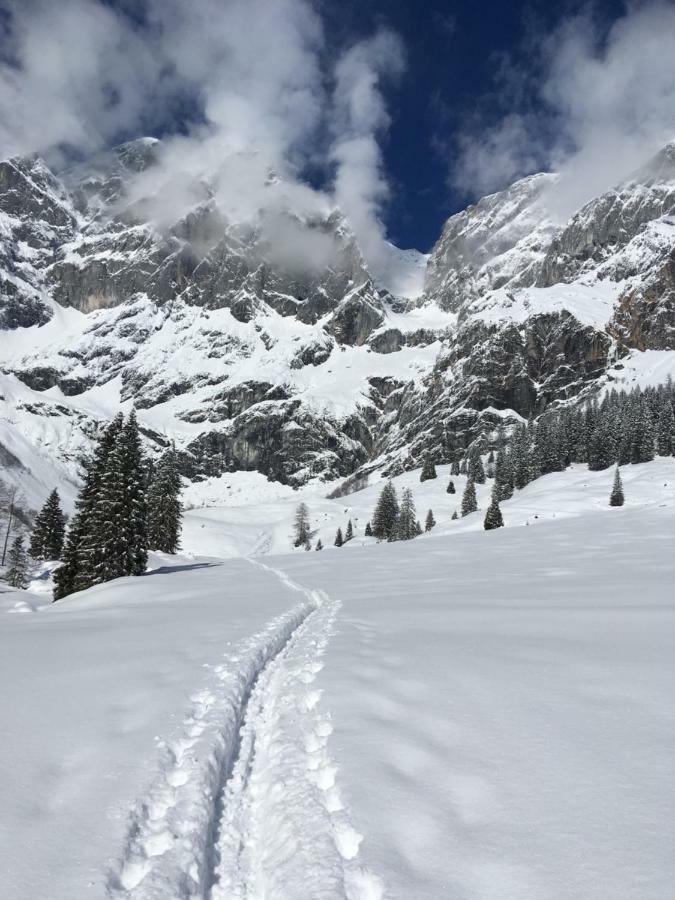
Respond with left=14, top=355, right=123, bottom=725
left=107, top=562, right=383, bottom=900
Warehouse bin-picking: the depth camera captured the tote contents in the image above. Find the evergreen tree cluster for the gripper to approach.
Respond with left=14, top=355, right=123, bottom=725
left=487, top=379, right=675, bottom=494
left=371, top=481, right=423, bottom=542
left=53, top=413, right=182, bottom=601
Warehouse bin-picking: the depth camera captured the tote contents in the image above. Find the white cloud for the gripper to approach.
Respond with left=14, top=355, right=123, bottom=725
left=452, top=1, right=675, bottom=217
left=330, top=30, right=405, bottom=272
left=0, top=0, right=407, bottom=272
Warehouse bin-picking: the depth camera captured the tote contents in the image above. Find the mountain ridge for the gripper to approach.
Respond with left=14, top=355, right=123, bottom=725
left=0, top=139, right=674, bottom=509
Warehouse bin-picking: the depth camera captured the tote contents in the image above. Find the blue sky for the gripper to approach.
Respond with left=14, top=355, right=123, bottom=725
left=322, top=0, right=629, bottom=249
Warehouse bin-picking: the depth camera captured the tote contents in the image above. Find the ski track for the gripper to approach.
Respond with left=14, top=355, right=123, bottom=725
left=107, top=559, right=383, bottom=900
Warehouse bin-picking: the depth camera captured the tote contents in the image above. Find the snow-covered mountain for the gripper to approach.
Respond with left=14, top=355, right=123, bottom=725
left=1, top=139, right=674, bottom=507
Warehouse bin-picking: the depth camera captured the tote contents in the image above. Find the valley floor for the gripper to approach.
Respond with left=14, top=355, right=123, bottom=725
left=1, top=465, right=674, bottom=899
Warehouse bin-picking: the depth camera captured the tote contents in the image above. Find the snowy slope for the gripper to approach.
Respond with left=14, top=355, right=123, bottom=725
left=1, top=464, right=674, bottom=899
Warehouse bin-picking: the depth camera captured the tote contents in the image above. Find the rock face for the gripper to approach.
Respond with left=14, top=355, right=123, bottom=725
left=0, top=138, right=674, bottom=492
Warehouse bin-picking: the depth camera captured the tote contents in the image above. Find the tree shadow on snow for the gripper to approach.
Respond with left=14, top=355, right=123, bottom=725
left=144, top=562, right=218, bottom=577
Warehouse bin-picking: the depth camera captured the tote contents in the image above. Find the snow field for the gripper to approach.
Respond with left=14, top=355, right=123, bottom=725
left=2, top=459, right=674, bottom=898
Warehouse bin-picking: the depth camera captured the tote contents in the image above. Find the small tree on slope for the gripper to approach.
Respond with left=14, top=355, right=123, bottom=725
left=446, top=480, right=455, bottom=494
left=461, top=478, right=478, bottom=517
left=334, top=527, right=344, bottom=547
left=345, top=519, right=354, bottom=541
left=6, top=535, right=29, bottom=589
left=483, top=484, right=504, bottom=530
left=393, top=488, right=418, bottom=541
left=29, top=489, right=66, bottom=560
left=293, top=502, right=311, bottom=548
left=609, top=466, right=625, bottom=507
left=372, top=481, right=399, bottom=540
left=420, top=457, right=437, bottom=481
left=147, top=446, right=183, bottom=553
left=425, top=509, right=435, bottom=531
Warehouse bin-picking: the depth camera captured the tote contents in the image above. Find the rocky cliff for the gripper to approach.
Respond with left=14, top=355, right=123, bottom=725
left=1, top=138, right=674, bottom=503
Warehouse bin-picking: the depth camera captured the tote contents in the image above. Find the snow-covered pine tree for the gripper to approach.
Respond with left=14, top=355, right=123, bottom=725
left=364, top=521, right=372, bottom=536
left=451, top=510, right=458, bottom=520
left=511, top=425, right=531, bottom=489
left=120, top=410, right=148, bottom=578
left=450, top=459, right=460, bottom=476
left=467, top=449, right=486, bottom=484
left=459, top=457, right=468, bottom=475
left=315, top=539, right=323, bottom=550
left=334, top=527, right=344, bottom=547
left=483, top=483, right=504, bottom=530
left=29, top=489, right=66, bottom=560
left=461, top=477, right=477, bottom=516
left=54, top=413, right=124, bottom=601
left=415, top=520, right=423, bottom=536
left=495, top=447, right=513, bottom=500
left=446, top=479, right=455, bottom=494
left=147, top=446, right=182, bottom=553
left=84, top=410, right=149, bottom=588
left=420, top=457, right=437, bottom=481
left=293, top=502, right=311, bottom=547
left=6, top=534, right=29, bottom=589
left=425, top=509, right=435, bottom=531
left=392, top=488, right=417, bottom=541
left=372, top=481, right=399, bottom=539
left=656, top=397, right=674, bottom=456
left=345, top=519, right=354, bottom=541
left=609, top=466, right=625, bottom=507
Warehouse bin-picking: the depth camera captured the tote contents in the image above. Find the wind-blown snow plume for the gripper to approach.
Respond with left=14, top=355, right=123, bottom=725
left=453, top=1, right=675, bottom=216
left=330, top=30, right=406, bottom=272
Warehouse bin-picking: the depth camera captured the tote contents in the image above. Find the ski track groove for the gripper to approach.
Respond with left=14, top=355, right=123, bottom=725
left=107, top=559, right=383, bottom=900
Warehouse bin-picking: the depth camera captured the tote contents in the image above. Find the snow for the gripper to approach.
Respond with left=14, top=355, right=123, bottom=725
left=369, top=242, right=428, bottom=299
left=602, top=349, right=675, bottom=394
left=470, top=276, right=622, bottom=330
left=2, top=460, right=674, bottom=898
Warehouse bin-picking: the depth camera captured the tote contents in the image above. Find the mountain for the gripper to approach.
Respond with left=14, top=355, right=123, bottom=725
left=1, top=138, right=674, bottom=509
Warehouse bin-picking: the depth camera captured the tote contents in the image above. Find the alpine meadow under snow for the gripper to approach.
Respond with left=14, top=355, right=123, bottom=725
left=1, top=0, right=675, bottom=898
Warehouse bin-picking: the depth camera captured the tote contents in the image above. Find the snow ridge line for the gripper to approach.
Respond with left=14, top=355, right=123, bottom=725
left=106, top=595, right=316, bottom=899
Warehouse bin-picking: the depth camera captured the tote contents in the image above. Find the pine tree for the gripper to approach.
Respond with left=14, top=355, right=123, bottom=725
left=467, top=449, right=486, bottom=484
left=461, top=478, right=477, bottom=516
left=656, top=398, right=674, bottom=456
left=424, top=509, right=435, bottom=531
left=315, top=539, right=323, bottom=550
left=415, top=520, right=423, bottom=535
left=6, top=534, right=29, bottom=589
left=364, top=521, right=373, bottom=536
left=450, top=459, right=460, bottom=476
left=345, top=519, right=354, bottom=541
left=609, top=466, right=624, bottom=507
left=393, top=488, right=417, bottom=540
left=420, top=457, right=437, bottom=481
left=54, top=413, right=124, bottom=601
left=372, top=481, right=399, bottom=540
left=483, top=483, right=504, bottom=530
left=459, top=457, right=468, bottom=475
left=293, top=502, right=311, bottom=547
left=83, top=410, right=148, bottom=587
left=451, top=510, right=458, bottom=520
left=446, top=479, right=455, bottom=494
left=147, top=447, right=182, bottom=553
left=495, top=448, right=513, bottom=500
left=29, top=489, right=66, bottom=560
left=334, top=527, right=344, bottom=547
